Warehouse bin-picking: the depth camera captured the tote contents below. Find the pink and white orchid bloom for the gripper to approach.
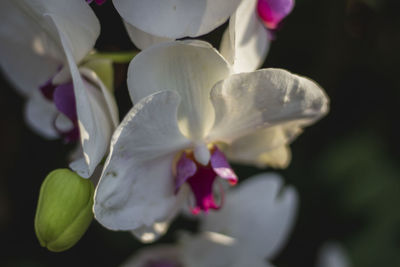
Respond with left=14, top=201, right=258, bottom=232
left=120, top=174, right=297, bottom=267
left=94, top=40, right=328, bottom=241
left=0, top=0, right=119, bottom=178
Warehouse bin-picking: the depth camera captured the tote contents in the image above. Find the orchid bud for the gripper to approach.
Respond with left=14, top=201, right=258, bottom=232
left=34, top=169, right=94, bottom=252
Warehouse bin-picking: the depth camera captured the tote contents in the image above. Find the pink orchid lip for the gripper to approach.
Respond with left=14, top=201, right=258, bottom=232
left=257, top=0, right=295, bottom=30
left=38, top=75, right=79, bottom=143
left=174, top=146, right=238, bottom=215
left=87, top=0, right=107, bottom=5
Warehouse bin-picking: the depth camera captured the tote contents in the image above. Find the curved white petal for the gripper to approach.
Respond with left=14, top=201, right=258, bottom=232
left=79, top=68, right=119, bottom=128
left=41, top=0, right=99, bottom=63
left=128, top=41, right=231, bottom=140
left=207, top=69, right=329, bottom=143
left=220, top=0, right=270, bottom=73
left=47, top=15, right=112, bottom=178
left=124, top=21, right=172, bottom=50
left=24, top=91, right=59, bottom=139
left=113, top=0, right=241, bottom=39
left=317, top=242, right=351, bottom=267
left=226, top=123, right=302, bottom=168
left=201, top=173, right=298, bottom=259
left=94, top=91, right=191, bottom=231
left=121, top=245, right=182, bottom=267
left=0, top=0, right=99, bottom=95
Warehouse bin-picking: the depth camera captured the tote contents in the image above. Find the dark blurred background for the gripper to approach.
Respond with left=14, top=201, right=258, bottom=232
left=1, top=0, right=399, bottom=266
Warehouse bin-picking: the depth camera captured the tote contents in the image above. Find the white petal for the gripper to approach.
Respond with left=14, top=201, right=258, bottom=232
left=47, top=15, right=113, bottom=178
left=0, top=0, right=99, bottom=95
left=207, top=69, right=329, bottom=143
left=54, top=113, right=74, bottom=132
left=41, top=0, right=100, bottom=63
left=181, top=231, right=274, bottom=267
left=130, top=216, right=174, bottom=243
left=128, top=41, right=231, bottom=140
left=181, top=233, right=239, bottom=267
left=0, top=1, right=59, bottom=95
left=24, top=91, right=59, bottom=139
left=121, top=245, right=182, bottom=267
left=94, top=91, right=191, bottom=231
left=79, top=68, right=119, bottom=128
left=201, top=173, right=298, bottom=259
left=113, top=0, right=241, bottom=39
left=226, top=123, right=302, bottom=168
left=220, top=0, right=270, bottom=73
left=255, top=145, right=292, bottom=168
left=124, top=21, right=172, bottom=50
left=317, top=242, right=351, bottom=267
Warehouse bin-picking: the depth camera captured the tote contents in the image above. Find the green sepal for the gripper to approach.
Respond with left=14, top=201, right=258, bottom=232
left=34, top=169, right=94, bottom=252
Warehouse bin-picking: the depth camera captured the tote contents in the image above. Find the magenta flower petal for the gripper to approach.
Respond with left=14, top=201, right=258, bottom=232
left=87, top=0, right=106, bottom=5
left=60, top=126, right=80, bottom=143
left=186, top=164, right=220, bottom=214
left=39, top=78, right=56, bottom=101
left=175, top=153, right=197, bottom=193
left=53, top=83, right=77, bottom=122
left=257, top=0, right=295, bottom=30
left=175, top=147, right=238, bottom=214
left=210, top=147, right=238, bottom=185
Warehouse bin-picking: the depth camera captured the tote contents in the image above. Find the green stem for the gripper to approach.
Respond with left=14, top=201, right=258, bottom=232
left=85, top=51, right=138, bottom=63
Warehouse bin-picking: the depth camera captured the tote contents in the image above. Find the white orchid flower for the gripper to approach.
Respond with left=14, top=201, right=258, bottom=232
left=120, top=173, right=297, bottom=267
left=221, top=0, right=295, bottom=74
left=0, top=0, right=119, bottom=178
left=94, top=40, right=328, bottom=241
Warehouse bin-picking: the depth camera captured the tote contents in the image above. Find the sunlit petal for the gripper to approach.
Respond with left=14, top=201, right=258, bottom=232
left=94, top=91, right=191, bottom=230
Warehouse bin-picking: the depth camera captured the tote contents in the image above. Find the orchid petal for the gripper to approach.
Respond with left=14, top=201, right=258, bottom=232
left=201, top=173, right=298, bottom=259
left=24, top=91, right=59, bottom=139
left=130, top=213, right=181, bottom=243
left=79, top=68, right=119, bottom=128
left=39, top=0, right=100, bottom=63
left=208, top=69, right=329, bottom=144
left=226, top=123, right=302, bottom=168
left=220, top=0, right=270, bottom=73
left=112, top=0, right=241, bottom=39
left=181, top=233, right=239, bottom=267
left=128, top=41, right=231, bottom=141
left=181, top=232, right=273, bottom=267
left=47, top=15, right=113, bottom=178
left=53, top=83, right=77, bottom=122
left=0, top=0, right=99, bottom=95
left=124, top=21, right=172, bottom=50
left=94, top=91, right=191, bottom=231
left=257, top=0, right=295, bottom=30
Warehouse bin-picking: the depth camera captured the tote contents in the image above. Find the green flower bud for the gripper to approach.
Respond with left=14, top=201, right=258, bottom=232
left=34, top=169, right=94, bottom=252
